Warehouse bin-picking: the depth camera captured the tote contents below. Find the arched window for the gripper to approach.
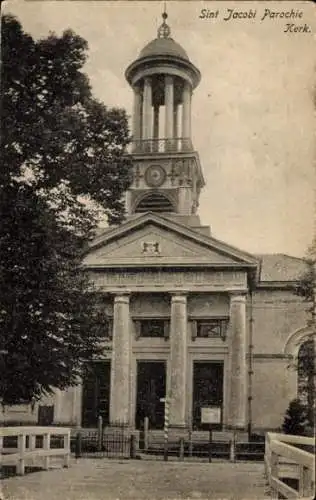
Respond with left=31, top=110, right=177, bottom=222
left=135, top=192, right=175, bottom=213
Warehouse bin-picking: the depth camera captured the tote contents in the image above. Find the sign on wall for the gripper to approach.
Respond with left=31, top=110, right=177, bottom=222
left=201, top=406, right=221, bottom=425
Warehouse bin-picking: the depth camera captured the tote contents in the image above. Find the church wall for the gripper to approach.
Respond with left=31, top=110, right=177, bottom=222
left=0, top=404, right=38, bottom=424
left=251, top=359, right=297, bottom=430
left=251, top=289, right=307, bottom=354
left=250, top=287, right=307, bottom=430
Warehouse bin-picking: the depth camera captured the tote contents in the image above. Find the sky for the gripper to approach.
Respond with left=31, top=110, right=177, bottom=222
left=4, top=0, right=315, bottom=257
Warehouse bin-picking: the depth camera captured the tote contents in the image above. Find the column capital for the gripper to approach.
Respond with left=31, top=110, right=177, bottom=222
left=165, top=74, right=174, bottom=85
left=230, top=293, right=247, bottom=303
left=169, top=291, right=188, bottom=301
left=144, top=76, right=152, bottom=85
left=113, top=292, right=131, bottom=304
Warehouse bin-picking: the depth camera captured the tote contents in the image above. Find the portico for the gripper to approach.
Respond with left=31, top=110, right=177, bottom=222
left=106, top=287, right=248, bottom=430
left=82, top=217, right=257, bottom=430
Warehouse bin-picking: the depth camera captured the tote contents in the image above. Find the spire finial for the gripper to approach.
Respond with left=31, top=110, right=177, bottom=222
left=157, top=2, right=171, bottom=39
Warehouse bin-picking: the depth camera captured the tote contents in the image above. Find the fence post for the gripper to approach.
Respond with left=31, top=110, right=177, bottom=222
left=163, top=399, right=170, bottom=462
left=179, top=438, right=184, bottom=461
left=144, top=417, right=149, bottom=452
left=97, top=415, right=103, bottom=452
left=43, top=432, right=51, bottom=471
left=16, top=433, right=26, bottom=476
left=230, top=431, right=236, bottom=462
left=130, top=434, right=137, bottom=459
left=29, top=432, right=36, bottom=452
left=299, top=465, right=313, bottom=497
left=75, top=431, right=82, bottom=459
left=188, top=426, right=193, bottom=457
left=270, top=451, right=279, bottom=499
left=63, top=430, right=70, bottom=468
left=208, top=428, right=212, bottom=463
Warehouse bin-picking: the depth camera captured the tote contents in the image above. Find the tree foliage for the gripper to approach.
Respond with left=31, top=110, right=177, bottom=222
left=282, top=398, right=309, bottom=436
left=294, top=238, right=315, bottom=429
left=0, top=15, right=132, bottom=404
left=2, top=15, right=132, bottom=224
left=295, top=238, right=316, bottom=302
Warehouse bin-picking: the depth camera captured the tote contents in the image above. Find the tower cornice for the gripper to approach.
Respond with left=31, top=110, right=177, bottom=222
left=125, top=54, right=201, bottom=89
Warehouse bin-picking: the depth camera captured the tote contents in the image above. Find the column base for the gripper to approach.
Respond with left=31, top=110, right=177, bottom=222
left=225, top=424, right=247, bottom=432
left=168, top=425, right=189, bottom=440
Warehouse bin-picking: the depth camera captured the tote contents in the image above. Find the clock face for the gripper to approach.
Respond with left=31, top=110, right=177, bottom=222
left=145, top=165, right=166, bottom=187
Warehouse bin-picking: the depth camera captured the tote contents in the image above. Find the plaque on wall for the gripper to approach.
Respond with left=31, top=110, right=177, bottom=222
left=201, top=406, right=221, bottom=424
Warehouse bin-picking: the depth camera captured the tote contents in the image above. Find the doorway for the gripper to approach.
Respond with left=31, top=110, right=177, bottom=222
left=136, top=361, right=166, bottom=429
left=81, top=361, right=111, bottom=428
left=192, top=361, right=224, bottom=429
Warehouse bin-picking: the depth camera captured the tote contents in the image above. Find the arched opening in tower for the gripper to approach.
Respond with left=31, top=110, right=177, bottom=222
left=134, top=192, right=175, bottom=213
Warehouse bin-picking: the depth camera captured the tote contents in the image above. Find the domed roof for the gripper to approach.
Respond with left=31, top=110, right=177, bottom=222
left=138, top=37, right=189, bottom=61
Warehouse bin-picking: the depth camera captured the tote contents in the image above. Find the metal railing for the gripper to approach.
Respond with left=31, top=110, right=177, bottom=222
left=139, top=427, right=265, bottom=463
left=131, top=137, right=193, bottom=154
left=73, top=424, right=132, bottom=459
left=0, top=426, right=71, bottom=476
left=264, top=432, right=315, bottom=498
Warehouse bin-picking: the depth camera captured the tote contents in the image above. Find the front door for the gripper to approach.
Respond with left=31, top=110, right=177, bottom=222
left=81, top=361, right=111, bottom=428
left=136, top=361, right=166, bottom=429
left=192, top=361, right=224, bottom=429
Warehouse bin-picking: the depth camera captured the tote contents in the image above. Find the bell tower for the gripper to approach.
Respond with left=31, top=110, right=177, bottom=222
left=125, top=12, right=205, bottom=224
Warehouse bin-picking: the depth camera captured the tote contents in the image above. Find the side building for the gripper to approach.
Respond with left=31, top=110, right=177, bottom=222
left=1, top=15, right=311, bottom=433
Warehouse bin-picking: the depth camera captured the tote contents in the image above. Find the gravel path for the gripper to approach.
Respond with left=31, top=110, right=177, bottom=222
left=2, top=458, right=270, bottom=500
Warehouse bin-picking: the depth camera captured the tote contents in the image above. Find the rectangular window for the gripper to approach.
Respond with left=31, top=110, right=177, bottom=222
left=140, top=319, right=167, bottom=338
left=194, top=318, right=228, bottom=339
left=134, top=319, right=170, bottom=339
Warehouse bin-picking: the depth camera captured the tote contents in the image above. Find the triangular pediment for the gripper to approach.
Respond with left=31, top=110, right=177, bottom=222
left=83, top=213, right=259, bottom=271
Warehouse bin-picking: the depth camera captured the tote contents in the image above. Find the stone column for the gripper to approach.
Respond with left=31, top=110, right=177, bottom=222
left=173, top=103, right=178, bottom=138
left=164, top=75, right=174, bottom=141
left=132, top=87, right=142, bottom=141
left=110, top=293, right=131, bottom=425
left=182, top=81, right=191, bottom=140
left=142, top=77, right=152, bottom=140
left=153, top=105, right=160, bottom=139
left=227, top=294, right=247, bottom=429
left=169, top=293, right=187, bottom=427
left=71, top=384, right=82, bottom=427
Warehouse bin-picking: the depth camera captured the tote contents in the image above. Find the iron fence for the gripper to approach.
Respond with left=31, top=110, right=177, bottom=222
left=72, top=425, right=133, bottom=459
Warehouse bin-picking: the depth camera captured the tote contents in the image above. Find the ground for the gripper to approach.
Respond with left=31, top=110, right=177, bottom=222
left=2, top=458, right=270, bottom=500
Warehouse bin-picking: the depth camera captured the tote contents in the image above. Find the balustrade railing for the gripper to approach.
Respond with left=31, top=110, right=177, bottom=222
left=264, top=432, right=315, bottom=499
left=131, top=137, right=193, bottom=154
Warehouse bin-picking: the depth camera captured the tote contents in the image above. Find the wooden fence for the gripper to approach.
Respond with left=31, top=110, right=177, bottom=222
left=265, top=432, right=315, bottom=499
left=0, top=426, right=71, bottom=476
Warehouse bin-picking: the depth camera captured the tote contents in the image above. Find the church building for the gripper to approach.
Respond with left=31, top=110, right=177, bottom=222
left=2, top=13, right=311, bottom=434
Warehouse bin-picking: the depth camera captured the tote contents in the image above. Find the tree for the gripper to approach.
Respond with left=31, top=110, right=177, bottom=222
left=282, top=398, right=308, bottom=436
left=294, top=239, right=316, bottom=430
left=0, top=16, right=132, bottom=405
left=1, top=15, right=132, bottom=224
